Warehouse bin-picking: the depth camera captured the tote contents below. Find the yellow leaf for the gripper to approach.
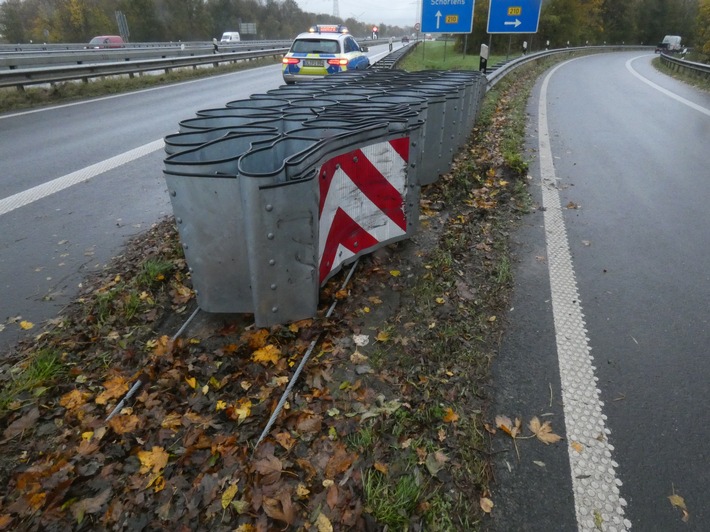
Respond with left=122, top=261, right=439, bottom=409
left=296, top=483, right=310, bottom=499
left=528, top=416, right=562, bottom=445
left=443, top=407, right=459, bottom=423
left=252, top=344, right=281, bottom=365
left=215, top=400, right=227, bottom=411
left=59, top=389, right=91, bottom=410
left=19, top=320, right=34, bottom=330
left=185, top=376, right=197, bottom=389
left=375, top=331, right=390, bottom=342
left=137, top=446, right=169, bottom=475
left=234, top=525, right=257, bottom=532
left=229, top=398, right=252, bottom=423
left=480, top=497, right=494, bottom=514
left=668, top=491, right=690, bottom=521
left=435, top=297, right=445, bottom=304
left=81, top=431, right=94, bottom=441
left=374, top=462, right=388, bottom=474
left=315, top=512, right=334, bottom=532
left=571, top=441, right=584, bottom=453
left=389, top=270, right=401, bottom=277
left=221, top=483, right=239, bottom=510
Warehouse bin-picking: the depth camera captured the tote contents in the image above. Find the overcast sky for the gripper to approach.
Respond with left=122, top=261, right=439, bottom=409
left=295, top=0, right=421, bottom=28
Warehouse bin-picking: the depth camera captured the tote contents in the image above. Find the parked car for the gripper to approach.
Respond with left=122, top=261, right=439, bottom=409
left=86, top=35, right=125, bottom=49
left=282, top=25, right=370, bottom=84
left=402, top=36, right=410, bottom=44
left=220, top=32, right=241, bottom=43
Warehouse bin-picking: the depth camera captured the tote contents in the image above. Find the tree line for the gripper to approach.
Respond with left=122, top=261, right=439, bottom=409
left=0, top=0, right=708, bottom=60
left=466, top=0, right=708, bottom=58
left=0, top=0, right=406, bottom=43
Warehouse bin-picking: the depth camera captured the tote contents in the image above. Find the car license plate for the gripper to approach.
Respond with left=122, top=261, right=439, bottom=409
left=303, top=59, right=323, bottom=67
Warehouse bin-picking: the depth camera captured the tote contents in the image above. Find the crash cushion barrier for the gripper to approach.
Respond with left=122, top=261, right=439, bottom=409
left=163, top=69, right=487, bottom=326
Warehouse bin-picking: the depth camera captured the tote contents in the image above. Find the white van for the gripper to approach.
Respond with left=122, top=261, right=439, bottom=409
left=220, top=32, right=241, bottom=43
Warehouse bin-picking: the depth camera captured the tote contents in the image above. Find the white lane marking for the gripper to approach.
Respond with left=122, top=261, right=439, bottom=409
left=626, top=56, right=710, bottom=117
left=0, top=139, right=163, bottom=217
left=539, top=60, right=631, bottom=531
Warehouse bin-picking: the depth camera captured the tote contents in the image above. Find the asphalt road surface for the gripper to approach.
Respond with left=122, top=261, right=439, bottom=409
left=0, top=46, right=391, bottom=353
left=490, top=52, right=709, bottom=531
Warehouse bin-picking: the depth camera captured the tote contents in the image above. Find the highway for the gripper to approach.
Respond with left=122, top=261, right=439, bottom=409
left=0, top=45, right=390, bottom=352
left=490, top=52, right=710, bottom=531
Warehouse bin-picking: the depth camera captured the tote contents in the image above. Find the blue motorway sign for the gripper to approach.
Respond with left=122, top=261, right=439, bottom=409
left=420, top=0, right=475, bottom=34
left=487, top=0, right=542, bottom=34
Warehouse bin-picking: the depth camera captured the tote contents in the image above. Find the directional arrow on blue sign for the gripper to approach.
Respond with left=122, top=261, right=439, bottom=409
left=420, top=0, right=475, bottom=34
left=487, top=0, right=542, bottom=34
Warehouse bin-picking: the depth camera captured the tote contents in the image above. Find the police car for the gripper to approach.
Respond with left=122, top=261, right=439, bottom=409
left=282, top=25, right=370, bottom=84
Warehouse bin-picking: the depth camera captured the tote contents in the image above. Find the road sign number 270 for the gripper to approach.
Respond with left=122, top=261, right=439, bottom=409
left=507, top=6, right=522, bottom=15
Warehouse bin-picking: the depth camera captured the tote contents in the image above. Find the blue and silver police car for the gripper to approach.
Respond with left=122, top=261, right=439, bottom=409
left=282, top=25, right=370, bottom=84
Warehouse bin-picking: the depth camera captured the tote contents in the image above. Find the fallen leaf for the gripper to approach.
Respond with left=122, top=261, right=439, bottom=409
left=2, top=407, right=39, bottom=441
left=353, top=334, right=369, bottom=346
left=315, top=512, right=334, bottom=532
left=252, top=344, right=281, bottom=365
left=389, top=270, right=401, bottom=277
left=668, top=492, right=690, bottom=522
left=571, top=441, right=584, bottom=453
left=425, top=450, right=448, bottom=476
left=185, top=376, right=197, bottom=389
left=137, top=446, right=169, bottom=475
left=221, top=484, right=238, bottom=510
left=443, top=407, right=459, bottom=423
left=19, top=321, right=34, bottom=330
left=528, top=416, right=562, bottom=444
left=594, top=509, right=603, bottom=530
left=70, top=488, right=111, bottom=523
left=480, top=497, right=494, bottom=514
left=95, top=376, right=129, bottom=405
left=495, top=415, right=521, bottom=438
left=374, top=462, right=388, bottom=475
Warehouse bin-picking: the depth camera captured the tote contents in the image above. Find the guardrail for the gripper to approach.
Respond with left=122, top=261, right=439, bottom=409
left=659, top=52, right=710, bottom=80
left=0, top=41, right=293, bottom=69
left=0, top=48, right=288, bottom=90
left=0, top=39, right=392, bottom=90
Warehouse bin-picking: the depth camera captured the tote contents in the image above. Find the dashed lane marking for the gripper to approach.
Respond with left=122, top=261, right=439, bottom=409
left=538, top=59, right=631, bottom=531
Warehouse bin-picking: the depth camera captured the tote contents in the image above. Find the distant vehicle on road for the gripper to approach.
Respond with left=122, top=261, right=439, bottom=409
left=655, top=35, right=682, bottom=53
left=86, top=35, right=125, bottom=49
left=220, top=32, right=241, bottom=43
left=402, top=36, right=410, bottom=44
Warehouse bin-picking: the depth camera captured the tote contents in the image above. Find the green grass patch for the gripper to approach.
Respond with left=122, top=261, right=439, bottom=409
left=398, top=40, right=506, bottom=71
left=363, top=469, right=424, bottom=529
left=0, top=349, right=64, bottom=413
left=652, top=56, right=710, bottom=93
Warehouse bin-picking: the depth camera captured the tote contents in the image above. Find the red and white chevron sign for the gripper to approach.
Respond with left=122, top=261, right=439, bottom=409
left=318, top=137, right=410, bottom=283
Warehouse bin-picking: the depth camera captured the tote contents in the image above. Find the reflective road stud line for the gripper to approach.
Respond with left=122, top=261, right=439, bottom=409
left=538, top=59, right=632, bottom=531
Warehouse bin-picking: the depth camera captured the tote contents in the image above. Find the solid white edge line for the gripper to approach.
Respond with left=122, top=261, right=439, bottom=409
left=0, top=139, right=164, bottom=217
left=626, top=55, right=710, bottom=118
left=538, top=58, right=631, bottom=531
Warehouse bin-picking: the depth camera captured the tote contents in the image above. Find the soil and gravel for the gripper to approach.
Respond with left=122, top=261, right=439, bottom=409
left=0, top=62, right=545, bottom=530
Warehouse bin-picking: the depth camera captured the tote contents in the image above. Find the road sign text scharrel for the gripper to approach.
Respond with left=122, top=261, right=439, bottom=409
left=420, top=0, right=475, bottom=34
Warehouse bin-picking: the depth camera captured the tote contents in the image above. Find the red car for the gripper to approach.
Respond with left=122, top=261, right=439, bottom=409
left=86, top=35, right=125, bottom=49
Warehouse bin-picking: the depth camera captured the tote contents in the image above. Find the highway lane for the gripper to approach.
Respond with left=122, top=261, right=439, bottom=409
left=0, top=46, right=391, bottom=352
left=490, top=52, right=710, bottom=530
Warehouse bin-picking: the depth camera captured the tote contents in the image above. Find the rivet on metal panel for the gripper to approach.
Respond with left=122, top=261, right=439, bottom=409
left=270, top=284, right=277, bottom=290
left=182, top=243, right=189, bottom=249
left=353, top=156, right=359, bottom=163
left=267, top=233, right=275, bottom=240
left=269, top=259, right=276, bottom=266
left=354, top=242, right=358, bottom=248
left=170, top=190, right=176, bottom=197
left=265, top=204, right=273, bottom=212
left=194, top=290, right=199, bottom=296
left=176, top=217, right=182, bottom=224
left=411, top=142, right=417, bottom=147
left=271, top=306, right=278, bottom=313
left=335, top=164, right=341, bottom=170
